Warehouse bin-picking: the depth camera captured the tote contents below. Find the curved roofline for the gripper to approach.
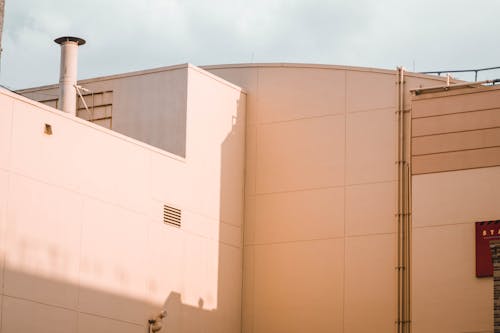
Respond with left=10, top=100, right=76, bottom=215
left=201, top=62, right=461, bottom=82
left=203, top=62, right=398, bottom=74
left=17, top=62, right=456, bottom=93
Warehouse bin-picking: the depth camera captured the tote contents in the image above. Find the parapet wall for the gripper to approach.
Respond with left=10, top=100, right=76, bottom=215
left=0, top=63, right=246, bottom=333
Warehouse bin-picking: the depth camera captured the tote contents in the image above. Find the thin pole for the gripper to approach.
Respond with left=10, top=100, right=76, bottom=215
left=0, top=0, right=5, bottom=60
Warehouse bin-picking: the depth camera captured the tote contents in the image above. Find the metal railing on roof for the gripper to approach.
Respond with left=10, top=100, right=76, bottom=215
left=412, top=78, right=500, bottom=95
left=420, top=65, right=500, bottom=82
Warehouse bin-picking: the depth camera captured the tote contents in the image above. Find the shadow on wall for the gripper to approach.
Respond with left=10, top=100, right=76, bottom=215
left=0, top=95, right=245, bottom=333
left=0, top=267, right=222, bottom=332
left=160, top=95, right=245, bottom=333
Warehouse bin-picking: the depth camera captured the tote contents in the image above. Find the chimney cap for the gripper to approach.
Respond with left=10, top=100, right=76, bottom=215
left=54, top=36, right=86, bottom=46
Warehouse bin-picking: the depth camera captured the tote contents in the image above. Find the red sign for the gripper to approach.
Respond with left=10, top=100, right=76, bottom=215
left=476, top=220, right=500, bottom=277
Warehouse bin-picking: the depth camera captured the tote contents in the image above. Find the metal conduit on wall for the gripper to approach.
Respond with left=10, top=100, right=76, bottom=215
left=396, top=67, right=411, bottom=333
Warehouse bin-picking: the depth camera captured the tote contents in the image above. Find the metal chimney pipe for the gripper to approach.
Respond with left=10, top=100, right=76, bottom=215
left=54, top=36, right=86, bottom=115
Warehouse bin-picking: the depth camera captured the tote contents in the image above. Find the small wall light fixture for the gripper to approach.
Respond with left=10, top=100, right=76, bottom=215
left=148, top=310, right=167, bottom=333
left=44, top=123, right=53, bottom=135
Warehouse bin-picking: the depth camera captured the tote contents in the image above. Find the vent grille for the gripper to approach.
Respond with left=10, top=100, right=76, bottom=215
left=39, top=90, right=113, bottom=129
left=163, top=204, right=181, bottom=228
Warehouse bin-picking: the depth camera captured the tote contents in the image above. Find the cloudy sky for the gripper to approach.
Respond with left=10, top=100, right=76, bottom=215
left=2, top=0, right=500, bottom=89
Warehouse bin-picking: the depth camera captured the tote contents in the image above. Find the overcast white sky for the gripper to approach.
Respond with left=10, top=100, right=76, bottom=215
left=2, top=0, right=500, bottom=89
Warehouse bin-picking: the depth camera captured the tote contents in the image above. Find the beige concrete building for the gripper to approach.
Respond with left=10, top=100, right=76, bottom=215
left=0, top=60, right=499, bottom=333
left=411, top=84, right=500, bottom=333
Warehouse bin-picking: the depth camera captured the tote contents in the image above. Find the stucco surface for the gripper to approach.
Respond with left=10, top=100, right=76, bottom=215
left=412, top=166, right=500, bottom=332
left=209, top=65, right=449, bottom=333
left=11, top=63, right=458, bottom=333
left=0, top=63, right=246, bottom=333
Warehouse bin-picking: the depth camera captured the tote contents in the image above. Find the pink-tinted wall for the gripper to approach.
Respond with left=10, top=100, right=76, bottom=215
left=206, top=64, right=450, bottom=333
left=411, top=85, right=500, bottom=333
left=0, top=64, right=246, bottom=333
left=13, top=62, right=473, bottom=333
left=19, top=65, right=190, bottom=157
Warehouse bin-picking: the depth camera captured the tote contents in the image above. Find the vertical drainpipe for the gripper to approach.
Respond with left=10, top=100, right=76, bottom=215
left=396, top=67, right=410, bottom=333
left=404, top=67, right=412, bottom=333
left=0, top=0, right=5, bottom=60
left=396, top=66, right=403, bottom=333
left=54, top=36, right=86, bottom=115
left=404, top=68, right=411, bottom=333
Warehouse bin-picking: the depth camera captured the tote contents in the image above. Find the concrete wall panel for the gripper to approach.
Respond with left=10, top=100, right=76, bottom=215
left=203, top=243, right=243, bottom=333
left=185, top=67, right=246, bottom=227
left=256, top=67, right=346, bottom=123
left=412, top=166, right=500, bottom=332
left=241, top=246, right=255, bottom=333
left=205, top=67, right=259, bottom=125
left=251, top=239, right=344, bottom=333
left=345, top=181, right=396, bottom=236
left=150, top=154, right=187, bottom=211
left=9, top=101, right=81, bottom=190
left=4, top=174, right=82, bottom=309
left=146, top=220, right=184, bottom=306
left=112, top=68, right=188, bottom=156
left=0, top=170, right=8, bottom=293
left=181, top=233, right=219, bottom=310
left=78, top=313, right=143, bottom=333
left=256, top=115, right=345, bottom=193
left=2, top=296, right=77, bottom=333
left=346, top=108, right=396, bottom=184
left=179, top=210, right=220, bottom=244
left=78, top=198, right=152, bottom=324
left=9, top=100, right=151, bottom=215
left=219, top=221, right=243, bottom=248
left=75, top=127, right=151, bottom=215
left=243, top=195, right=257, bottom=245
left=245, top=125, right=257, bottom=196
left=249, top=187, right=344, bottom=244
left=344, top=234, right=397, bottom=333
left=412, top=166, right=500, bottom=228
left=0, top=93, right=13, bottom=170
left=347, top=72, right=396, bottom=113
left=412, top=224, right=491, bottom=333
